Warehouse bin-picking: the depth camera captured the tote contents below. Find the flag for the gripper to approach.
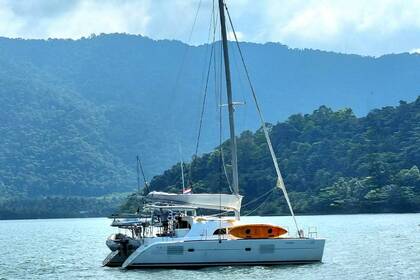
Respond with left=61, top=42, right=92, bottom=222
left=183, top=187, right=192, bottom=194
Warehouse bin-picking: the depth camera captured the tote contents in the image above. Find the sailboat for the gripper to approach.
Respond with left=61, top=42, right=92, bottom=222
left=103, top=0, right=325, bottom=268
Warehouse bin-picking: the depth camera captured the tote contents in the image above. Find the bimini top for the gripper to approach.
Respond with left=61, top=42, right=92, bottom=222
left=146, top=191, right=243, bottom=212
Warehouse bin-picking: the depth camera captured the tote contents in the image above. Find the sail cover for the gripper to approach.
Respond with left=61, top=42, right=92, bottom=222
left=146, top=191, right=243, bottom=212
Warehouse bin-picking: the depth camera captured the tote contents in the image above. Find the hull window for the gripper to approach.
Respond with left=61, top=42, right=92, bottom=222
left=167, top=246, right=184, bottom=255
left=259, top=244, right=275, bottom=254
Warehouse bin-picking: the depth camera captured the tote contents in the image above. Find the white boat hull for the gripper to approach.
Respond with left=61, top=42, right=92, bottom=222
left=123, top=238, right=325, bottom=268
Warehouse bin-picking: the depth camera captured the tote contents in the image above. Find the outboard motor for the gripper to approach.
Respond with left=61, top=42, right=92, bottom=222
left=103, top=234, right=141, bottom=267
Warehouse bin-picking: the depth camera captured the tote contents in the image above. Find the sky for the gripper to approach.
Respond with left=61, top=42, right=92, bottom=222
left=1, top=0, right=420, bottom=56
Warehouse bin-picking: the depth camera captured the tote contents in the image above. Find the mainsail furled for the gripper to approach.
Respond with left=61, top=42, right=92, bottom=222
left=146, top=191, right=243, bottom=213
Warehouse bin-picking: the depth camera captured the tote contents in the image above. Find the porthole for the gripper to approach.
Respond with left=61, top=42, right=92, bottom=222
left=245, top=229, right=251, bottom=234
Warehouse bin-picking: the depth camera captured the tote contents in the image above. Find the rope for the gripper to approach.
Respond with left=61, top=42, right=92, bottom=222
left=224, top=3, right=301, bottom=236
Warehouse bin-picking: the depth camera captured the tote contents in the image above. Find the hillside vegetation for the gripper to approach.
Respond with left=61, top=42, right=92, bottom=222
left=130, top=98, right=420, bottom=215
left=0, top=58, right=132, bottom=198
left=1, top=34, right=419, bottom=218
left=1, top=34, right=419, bottom=179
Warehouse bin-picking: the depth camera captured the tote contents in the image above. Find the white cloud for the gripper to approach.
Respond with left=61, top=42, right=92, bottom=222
left=0, top=0, right=151, bottom=39
left=227, top=30, right=244, bottom=41
left=0, top=2, right=25, bottom=37
left=257, top=0, right=420, bottom=55
left=45, top=1, right=150, bottom=39
left=0, top=0, right=420, bottom=56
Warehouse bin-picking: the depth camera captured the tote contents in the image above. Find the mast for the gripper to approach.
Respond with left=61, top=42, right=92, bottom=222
left=218, top=0, right=239, bottom=196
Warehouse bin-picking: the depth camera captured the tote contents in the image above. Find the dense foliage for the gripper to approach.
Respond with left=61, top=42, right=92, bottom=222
left=135, top=98, right=420, bottom=215
left=1, top=34, right=419, bottom=178
left=1, top=34, right=419, bottom=218
left=0, top=58, right=133, bottom=198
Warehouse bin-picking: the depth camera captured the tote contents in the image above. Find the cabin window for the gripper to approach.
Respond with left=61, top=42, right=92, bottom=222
left=259, top=244, right=275, bottom=254
left=176, top=218, right=190, bottom=229
left=245, top=247, right=251, bottom=251
left=213, top=228, right=227, bottom=235
left=187, top=248, right=195, bottom=252
left=167, top=246, right=184, bottom=255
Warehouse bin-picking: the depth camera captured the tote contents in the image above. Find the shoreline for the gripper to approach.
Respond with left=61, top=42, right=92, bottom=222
left=1, top=211, right=419, bottom=222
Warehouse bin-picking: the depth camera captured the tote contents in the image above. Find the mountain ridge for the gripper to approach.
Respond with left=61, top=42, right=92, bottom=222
left=0, top=33, right=419, bottom=218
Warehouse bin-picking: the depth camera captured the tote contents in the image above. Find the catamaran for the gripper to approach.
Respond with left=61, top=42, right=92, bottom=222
left=103, top=0, right=325, bottom=268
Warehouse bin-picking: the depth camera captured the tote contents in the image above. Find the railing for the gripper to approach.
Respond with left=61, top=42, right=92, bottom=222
left=307, top=226, right=318, bottom=238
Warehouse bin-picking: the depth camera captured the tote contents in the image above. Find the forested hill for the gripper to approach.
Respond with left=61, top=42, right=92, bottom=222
left=1, top=34, right=420, bottom=218
left=1, top=33, right=419, bottom=180
left=129, top=98, right=420, bottom=215
left=0, top=58, right=131, bottom=198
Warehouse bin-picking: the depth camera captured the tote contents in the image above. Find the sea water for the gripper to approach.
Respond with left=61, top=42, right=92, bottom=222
left=0, top=214, right=419, bottom=280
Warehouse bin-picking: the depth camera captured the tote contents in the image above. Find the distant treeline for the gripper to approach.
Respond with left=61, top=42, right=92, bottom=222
left=0, top=195, right=128, bottom=220
left=122, top=97, right=420, bottom=215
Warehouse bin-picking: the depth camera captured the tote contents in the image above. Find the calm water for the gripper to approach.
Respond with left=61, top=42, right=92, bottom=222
left=0, top=214, right=419, bottom=280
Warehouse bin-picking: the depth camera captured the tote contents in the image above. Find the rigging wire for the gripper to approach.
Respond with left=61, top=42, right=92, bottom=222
left=189, top=1, right=233, bottom=194
left=224, top=3, right=301, bottom=235
left=220, top=148, right=232, bottom=192
left=136, top=155, right=149, bottom=194
left=178, top=144, right=186, bottom=192
left=166, top=0, right=203, bottom=110
left=187, top=1, right=218, bottom=189
left=218, top=7, right=223, bottom=232
left=208, top=187, right=275, bottom=217
left=242, top=187, right=275, bottom=209
left=215, top=7, right=233, bottom=193
left=194, top=23, right=217, bottom=157
left=217, top=0, right=227, bottom=230
left=161, top=0, right=203, bottom=192
left=216, top=19, right=233, bottom=193
left=243, top=189, right=275, bottom=216
left=224, top=13, right=248, bottom=131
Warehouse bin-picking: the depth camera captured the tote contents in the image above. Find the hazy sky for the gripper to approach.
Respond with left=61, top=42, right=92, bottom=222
left=1, top=0, right=420, bottom=56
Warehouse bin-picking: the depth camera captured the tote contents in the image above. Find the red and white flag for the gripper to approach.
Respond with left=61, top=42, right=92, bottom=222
left=182, top=187, right=192, bottom=194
